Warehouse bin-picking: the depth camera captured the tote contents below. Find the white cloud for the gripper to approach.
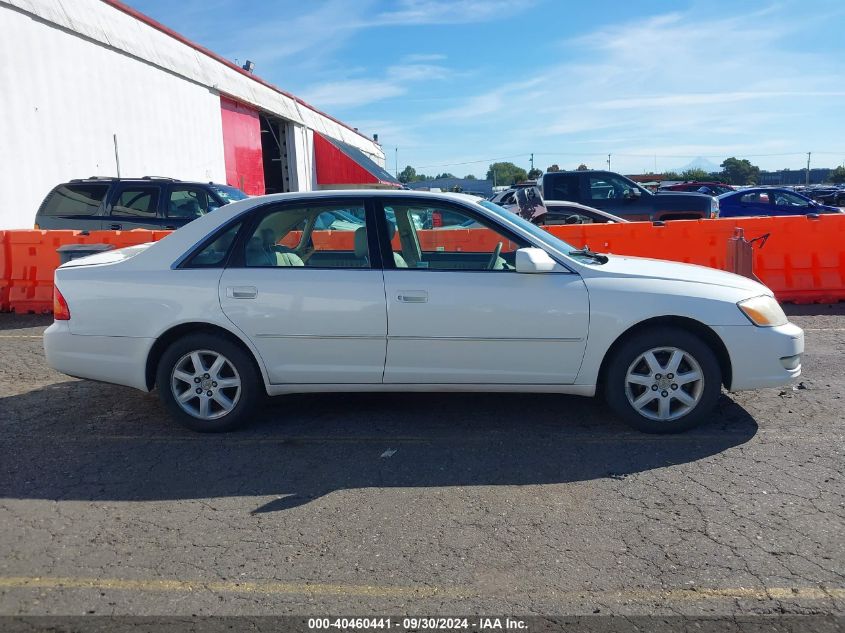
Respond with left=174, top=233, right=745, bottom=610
left=300, top=79, right=408, bottom=108
left=413, top=4, right=845, bottom=172
left=373, top=0, right=536, bottom=26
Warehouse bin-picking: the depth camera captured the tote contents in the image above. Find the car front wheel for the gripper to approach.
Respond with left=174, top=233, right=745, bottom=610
left=604, top=327, right=722, bottom=433
left=156, top=333, right=260, bottom=432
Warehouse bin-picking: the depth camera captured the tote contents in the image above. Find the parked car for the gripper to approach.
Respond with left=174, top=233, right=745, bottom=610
left=501, top=188, right=628, bottom=225
left=660, top=182, right=735, bottom=196
left=35, top=177, right=249, bottom=231
left=45, top=190, right=803, bottom=434
left=716, top=188, right=843, bottom=217
left=540, top=170, right=719, bottom=221
left=801, top=187, right=845, bottom=207
left=535, top=201, right=629, bottom=225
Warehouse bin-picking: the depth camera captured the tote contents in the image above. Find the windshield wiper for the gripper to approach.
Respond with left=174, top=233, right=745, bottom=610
left=569, top=246, right=608, bottom=264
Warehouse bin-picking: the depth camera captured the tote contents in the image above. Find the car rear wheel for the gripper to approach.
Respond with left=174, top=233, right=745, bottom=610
left=604, top=327, right=721, bottom=433
left=156, top=333, right=260, bottom=432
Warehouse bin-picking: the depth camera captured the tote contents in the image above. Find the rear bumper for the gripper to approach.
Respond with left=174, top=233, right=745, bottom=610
left=44, top=321, right=154, bottom=391
left=712, top=322, right=804, bottom=391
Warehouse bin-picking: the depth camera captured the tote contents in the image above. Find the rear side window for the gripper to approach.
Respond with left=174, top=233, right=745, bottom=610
left=185, top=222, right=242, bottom=268
left=112, top=187, right=159, bottom=217
left=545, top=174, right=580, bottom=201
left=39, top=184, right=109, bottom=216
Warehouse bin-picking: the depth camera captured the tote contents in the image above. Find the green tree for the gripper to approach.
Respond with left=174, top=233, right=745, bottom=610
left=829, top=166, right=845, bottom=184
left=527, top=167, right=543, bottom=180
left=681, top=168, right=710, bottom=181
left=463, top=174, right=478, bottom=180
left=486, top=162, right=528, bottom=186
left=398, top=165, right=416, bottom=184
left=720, top=157, right=761, bottom=185
left=547, top=164, right=561, bottom=172
left=660, top=171, right=682, bottom=180
left=435, top=172, right=456, bottom=179
left=576, top=164, right=589, bottom=171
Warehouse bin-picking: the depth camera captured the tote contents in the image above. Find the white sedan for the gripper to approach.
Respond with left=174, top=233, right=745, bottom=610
left=45, top=191, right=803, bottom=433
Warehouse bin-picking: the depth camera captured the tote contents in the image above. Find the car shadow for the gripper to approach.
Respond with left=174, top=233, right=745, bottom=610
left=0, top=381, right=758, bottom=512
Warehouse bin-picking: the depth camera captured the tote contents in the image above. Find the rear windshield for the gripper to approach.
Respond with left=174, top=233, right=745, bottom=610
left=209, top=184, right=249, bottom=203
left=40, top=184, right=109, bottom=216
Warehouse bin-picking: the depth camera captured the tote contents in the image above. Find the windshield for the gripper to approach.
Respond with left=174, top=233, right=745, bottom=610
left=209, top=184, right=249, bottom=203
left=477, top=200, right=596, bottom=263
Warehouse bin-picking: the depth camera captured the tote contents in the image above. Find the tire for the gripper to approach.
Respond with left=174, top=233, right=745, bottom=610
left=156, top=332, right=261, bottom=432
left=603, top=327, right=722, bottom=433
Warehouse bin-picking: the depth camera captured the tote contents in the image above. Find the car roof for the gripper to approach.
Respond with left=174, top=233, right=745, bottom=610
left=65, top=177, right=230, bottom=187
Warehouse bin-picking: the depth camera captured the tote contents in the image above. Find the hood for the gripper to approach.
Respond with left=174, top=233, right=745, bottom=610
left=587, top=254, right=770, bottom=294
left=58, top=242, right=155, bottom=268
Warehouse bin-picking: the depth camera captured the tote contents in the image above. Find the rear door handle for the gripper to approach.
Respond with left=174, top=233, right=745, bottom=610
left=109, top=223, right=122, bottom=230
left=227, top=286, right=257, bottom=299
left=396, top=290, right=428, bottom=303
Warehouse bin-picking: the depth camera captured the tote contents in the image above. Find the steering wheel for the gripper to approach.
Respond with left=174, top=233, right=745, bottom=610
left=486, top=241, right=503, bottom=270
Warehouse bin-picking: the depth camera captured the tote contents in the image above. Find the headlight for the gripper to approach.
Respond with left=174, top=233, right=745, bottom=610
left=737, top=295, right=787, bottom=327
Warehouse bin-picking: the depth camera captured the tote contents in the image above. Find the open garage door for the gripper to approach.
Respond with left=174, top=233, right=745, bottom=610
left=260, top=113, right=292, bottom=194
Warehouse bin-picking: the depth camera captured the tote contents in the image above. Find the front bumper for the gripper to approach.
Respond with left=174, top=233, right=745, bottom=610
left=44, top=321, right=154, bottom=391
left=711, top=322, right=804, bottom=391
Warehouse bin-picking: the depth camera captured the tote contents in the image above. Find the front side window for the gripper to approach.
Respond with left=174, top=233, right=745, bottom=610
left=40, top=184, right=109, bottom=216
left=773, top=192, right=809, bottom=207
left=589, top=175, right=638, bottom=200
left=168, top=188, right=210, bottom=219
left=382, top=203, right=527, bottom=271
left=112, top=187, right=159, bottom=217
left=245, top=204, right=368, bottom=268
left=740, top=192, right=771, bottom=205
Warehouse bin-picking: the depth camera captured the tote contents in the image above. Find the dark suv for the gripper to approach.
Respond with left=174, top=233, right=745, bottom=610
left=35, top=177, right=248, bottom=231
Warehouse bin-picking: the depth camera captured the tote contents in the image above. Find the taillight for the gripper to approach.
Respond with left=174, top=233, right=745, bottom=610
left=53, top=287, right=71, bottom=320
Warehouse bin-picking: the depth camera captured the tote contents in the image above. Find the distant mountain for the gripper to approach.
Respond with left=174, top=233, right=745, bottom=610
left=674, top=157, right=721, bottom=173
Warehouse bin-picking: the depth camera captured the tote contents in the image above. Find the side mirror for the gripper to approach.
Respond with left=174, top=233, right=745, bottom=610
left=515, top=247, right=557, bottom=273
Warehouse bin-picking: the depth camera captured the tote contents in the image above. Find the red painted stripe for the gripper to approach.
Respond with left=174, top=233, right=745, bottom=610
left=100, top=0, right=374, bottom=145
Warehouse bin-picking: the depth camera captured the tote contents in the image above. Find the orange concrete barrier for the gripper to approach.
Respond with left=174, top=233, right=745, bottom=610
left=546, top=214, right=845, bottom=304
left=1, top=215, right=844, bottom=314
left=3, top=229, right=172, bottom=313
left=0, top=230, right=9, bottom=312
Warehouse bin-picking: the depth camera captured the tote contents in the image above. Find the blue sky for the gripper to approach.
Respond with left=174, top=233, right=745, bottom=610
left=130, top=0, right=845, bottom=177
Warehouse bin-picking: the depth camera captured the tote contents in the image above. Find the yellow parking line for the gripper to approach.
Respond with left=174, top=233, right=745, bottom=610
left=0, top=576, right=447, bottom=598
left=0, top=576, right=841, bottom=602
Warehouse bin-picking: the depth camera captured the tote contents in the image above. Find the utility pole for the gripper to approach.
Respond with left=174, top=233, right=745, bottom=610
left=530, top=153, right=534, bottom=172
left=395, top=147, right=398, bottom=178
left=607, top=153, right=612, bottom=170
left=806, top=152, right=811, bottom=186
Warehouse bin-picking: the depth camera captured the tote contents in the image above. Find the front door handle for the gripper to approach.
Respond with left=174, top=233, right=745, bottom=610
left=227, top=286, right=257, bottom=299
left=164, top=225, right=177, bottom=230
left=396, top=290, right=428, bottom=303
left=109, top=223, right=122, bottom=230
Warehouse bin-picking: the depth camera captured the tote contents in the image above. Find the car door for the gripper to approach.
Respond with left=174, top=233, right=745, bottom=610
left=377, top=199, right=589, bottom=384
left=218, top=198, right=387, bottom=384
left=105, top=183, right=163, bottom=230
left=734, top=191, right=773, bottom=216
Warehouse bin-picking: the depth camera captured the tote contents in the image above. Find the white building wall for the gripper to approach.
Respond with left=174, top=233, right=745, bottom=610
left=0, top=4, right=227, bottom=228
left=2, top=0, right=385, bottom=162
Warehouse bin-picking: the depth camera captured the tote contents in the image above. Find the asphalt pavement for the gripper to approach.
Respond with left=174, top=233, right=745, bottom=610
left=0, top=308, right=842, bottom=617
